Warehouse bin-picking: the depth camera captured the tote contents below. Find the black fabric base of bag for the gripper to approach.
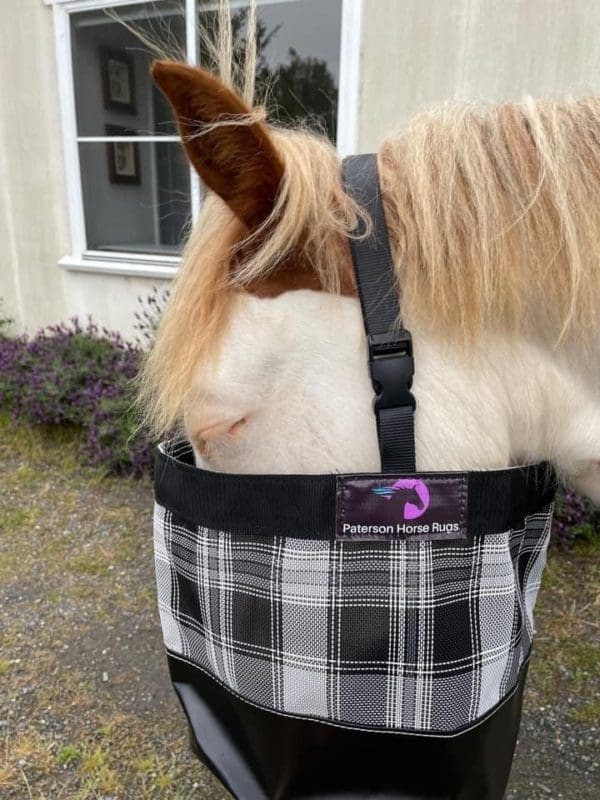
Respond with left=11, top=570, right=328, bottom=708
left=169, top=651, right=529, bottom=800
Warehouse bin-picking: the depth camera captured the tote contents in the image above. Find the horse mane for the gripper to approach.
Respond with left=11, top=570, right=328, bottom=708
left=138, top=1, right=600, bottom=439
left=380, top=97, right=600, bottom=338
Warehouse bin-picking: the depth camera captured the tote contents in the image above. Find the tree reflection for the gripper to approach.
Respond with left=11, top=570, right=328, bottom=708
left=200, top=8, right=338, bottom=141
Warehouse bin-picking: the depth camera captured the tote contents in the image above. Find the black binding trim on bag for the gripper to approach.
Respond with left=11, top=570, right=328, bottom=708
left=155, top=442, right=556, bottom=539
left=342, top=154, right=416, bottom=472
left=166, top=646, right=531, bottom=741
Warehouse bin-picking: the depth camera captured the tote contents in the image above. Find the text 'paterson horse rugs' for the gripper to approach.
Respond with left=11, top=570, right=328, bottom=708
left=336, top=475, right=468, bottom=541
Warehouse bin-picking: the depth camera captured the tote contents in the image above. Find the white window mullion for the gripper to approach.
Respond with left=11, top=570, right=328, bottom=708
left=337, top=0, right=363, bottom=157
left=186, top=0, right=198, bottom=69
left=186, top=0, right=202, bottom=221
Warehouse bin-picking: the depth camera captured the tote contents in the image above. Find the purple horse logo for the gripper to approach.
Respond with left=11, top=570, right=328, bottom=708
left=371, top=479, right=430, bottom=520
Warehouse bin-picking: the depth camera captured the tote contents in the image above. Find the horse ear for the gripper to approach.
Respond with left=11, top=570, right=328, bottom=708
left=151, top=60, right=284, bottom=229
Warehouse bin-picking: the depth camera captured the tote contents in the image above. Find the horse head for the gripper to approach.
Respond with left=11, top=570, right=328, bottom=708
left=139, top=53, right=600, bottom=502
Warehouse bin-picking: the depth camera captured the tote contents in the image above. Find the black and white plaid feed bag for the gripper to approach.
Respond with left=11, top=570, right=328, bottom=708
left=153, top=155, right=556, bottom=800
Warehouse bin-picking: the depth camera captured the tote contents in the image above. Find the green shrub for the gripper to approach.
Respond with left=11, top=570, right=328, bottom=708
left=0, top=298, right=14, bottom=337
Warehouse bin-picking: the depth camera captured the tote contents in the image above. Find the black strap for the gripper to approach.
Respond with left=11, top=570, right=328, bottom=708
left=342, top=154, right=416, bottom=472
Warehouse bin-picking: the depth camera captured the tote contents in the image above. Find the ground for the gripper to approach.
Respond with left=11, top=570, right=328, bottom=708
left=0, top=414, right=598, bottom=800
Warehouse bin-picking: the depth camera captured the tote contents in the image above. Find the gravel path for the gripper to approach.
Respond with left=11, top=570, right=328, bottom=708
left=1, top=416, right=598, bottom=799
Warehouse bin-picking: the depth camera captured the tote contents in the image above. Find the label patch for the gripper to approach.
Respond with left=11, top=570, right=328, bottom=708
left=336, top=475, right=468, bottom=542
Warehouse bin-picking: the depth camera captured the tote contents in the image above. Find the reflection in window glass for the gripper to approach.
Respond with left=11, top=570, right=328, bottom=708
left=199, top=0, right=343, bottom=140
left=79, top=142, right=191, bottom=254
left=71, top=3, right=190, bottom=256
left=71, top=3, right=185, bottom=138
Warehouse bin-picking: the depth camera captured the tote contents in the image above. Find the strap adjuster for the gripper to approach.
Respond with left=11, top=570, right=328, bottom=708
left=368, top=332, right=416, bottom=412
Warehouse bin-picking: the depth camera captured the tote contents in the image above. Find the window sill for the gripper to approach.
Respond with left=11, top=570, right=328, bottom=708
left=58, top=253, right=179, bottom=279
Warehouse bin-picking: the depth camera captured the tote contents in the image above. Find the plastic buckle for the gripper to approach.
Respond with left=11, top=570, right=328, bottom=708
left=368, top=331, right=416, bottom=412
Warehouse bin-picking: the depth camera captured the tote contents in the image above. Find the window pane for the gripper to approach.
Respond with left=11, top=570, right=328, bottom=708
left=198, top=0, right=342, bottom=141
left=79, top=141, right=191, bottom=254
left=71, top=3, right=185, bottom=137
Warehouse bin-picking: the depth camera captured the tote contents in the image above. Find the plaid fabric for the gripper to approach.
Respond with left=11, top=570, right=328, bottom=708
left=154, top=485, right=553, bottom=734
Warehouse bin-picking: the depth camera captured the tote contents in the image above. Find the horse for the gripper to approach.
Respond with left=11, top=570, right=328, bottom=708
left=138, top=14, right=600, bottom=506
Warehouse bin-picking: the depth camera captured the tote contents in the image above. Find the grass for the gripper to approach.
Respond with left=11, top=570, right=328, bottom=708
left=0, top=411, right=82, bottom=467
left=3, top=508, right=41, bottom=530
left=55, top=745, right=81, bottom=767
left=568, top=700, right=600, bottom=725
left=0, top=413, right=598, bottom=799
left=519, top=529, right=600, bottom=745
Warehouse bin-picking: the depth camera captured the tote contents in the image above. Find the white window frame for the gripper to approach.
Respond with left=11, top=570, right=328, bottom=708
left=45, top=0, right=363, bottom=278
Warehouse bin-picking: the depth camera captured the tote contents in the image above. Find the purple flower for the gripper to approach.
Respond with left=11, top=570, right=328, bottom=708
left=0, top=317, right=154, bottom=477
left=551, top=489, right=594, bottom=549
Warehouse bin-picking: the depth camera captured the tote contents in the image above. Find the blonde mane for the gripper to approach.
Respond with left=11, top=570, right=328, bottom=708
left=381, top=98, right=600, bottom=338
left=138, top=1, right=600, bottom=439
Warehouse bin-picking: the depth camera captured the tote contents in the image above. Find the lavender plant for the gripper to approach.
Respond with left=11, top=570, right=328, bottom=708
left=0, top=317, right=153, bottom=477
left=133, top=285, right=170, bottom=346
left=551, top=488, right=597, bottom=549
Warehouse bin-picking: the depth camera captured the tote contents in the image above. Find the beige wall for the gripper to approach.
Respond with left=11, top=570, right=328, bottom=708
left=0, top=0, right=168, bottom=339
left=359, top=0, right=600, bottom=150
left=0, top=0, right=69, bottom=333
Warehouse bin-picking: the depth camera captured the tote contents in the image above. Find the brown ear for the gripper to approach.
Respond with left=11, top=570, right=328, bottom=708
left=151, top=60, right=284, bottom=229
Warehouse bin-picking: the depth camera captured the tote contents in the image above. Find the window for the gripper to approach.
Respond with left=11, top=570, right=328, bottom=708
left=49, top=0, right=362, bottom=277
left=72, top=3, right=189, bottom=258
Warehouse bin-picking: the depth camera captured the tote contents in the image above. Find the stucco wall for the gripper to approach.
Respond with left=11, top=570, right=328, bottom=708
left=358, top=0, right=600, bottom=151
left=0, top=0, right=70, bottom=333
left=0, top=0, right=169, bottom=339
